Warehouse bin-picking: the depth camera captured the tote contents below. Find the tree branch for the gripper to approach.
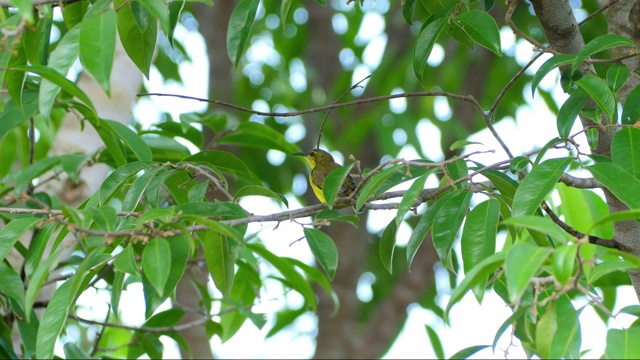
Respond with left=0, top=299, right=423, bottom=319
left=138, top=91, right=485, bottom=120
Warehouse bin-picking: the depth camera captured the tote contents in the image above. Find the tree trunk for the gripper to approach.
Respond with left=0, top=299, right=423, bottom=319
left=529, top=0, right=640, bottom=300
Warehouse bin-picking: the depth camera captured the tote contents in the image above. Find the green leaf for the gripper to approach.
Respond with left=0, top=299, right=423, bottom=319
left=80, top=0, right=116, bottom=95
left=91, top=205, right=118, bottom=231
left=483, top=168, right=518, bottom=201
left=536, top=301, right=558, bottom=359
left=402, top=0, right=417, bottom=24
left=586, top=128, right=599, bottom=149
left=64, top=343, right=91, bottom=359
left=143, top=308, right=185, bottom=328
left=425, top=325, right=445, bottom=359
left=9, top=0, right=34, bottom=23
left=449, top=140, right=482, bottom=151
left=621, top=84, right=640, bottom=125
left=219, top=122, right=300, bottom=154
left=454, top=10, right=501, bottom=56
left=512, top=157, right=572, bottom=217
left=24, top=248, right=65, bottom=322
left=407, top=191, right=457, bottom=268
left=24, top=224, right=57, bottom=280
left=111, top=269, right=124, bottom=319
left=445, top=251, right=506, bottom=321
left=552, top=245, right=577, bottom=285
left=204, top=231, right=235, bottom=298
left=572, top=34, right=635, bottom=72
left=0, top=218, right=41, bottom=264
left=62, top=1, right=88, bottom=29
left=531, top=54, right=574, bottom=97
left=379, top=220, right=398, bottom=274
left=99, top=161, right=156, bottom=205
left=286, top=257, right=339, bottom=315
left=227, top=0, right=260, bottom=68
left=14, top=156, right=61, bottom=194
left=576, top=75, right=616, bottom=121
left=395, top=172, right=428, bottom=226
left=322, top=163, right=354, bottom=209
left=61, top=153, right=89, bottom=184
left=142, top=238, right=172, bottom=297
left=39, top=25, right=80, bottom=119
left=606, top=63, right=629, bottom=93
left=506, top=242, right=553, bottom=303
left=304, top=228, right=339, bottom=280
left=188, top=179, right=209, bottom=202
left=432, top=190, right=472, bottom=271
left=281, top=0, right=293, bottom=27
left=461, top=199, right=499, bottom=274
left=588, top=162, right=640, bottom=209
left=248, top=244, right=316, bottom=310
left=10, top=65, right=95, bottom=112
left=557, top=88, right=589, bottom=138
left=356, top=163, right=429, bottom=212
left=114, top=245, right=141, bottom=277
left=413, top=18, right=447, bottom=86
left=450, top=345, right=490, bottom=359
left=0, top=262, right=25, bottom=310
left=509, top=156, right=529, bottom=174
left=589, top=209, right=640, bottom=235
left=235, top=185, right=289, bottom=208
left=35, top=281, right=72, bottom=359
left=266, top=306, right=306, bottom=338
left=142, top=236, right=190, bottom=317
left=550, top=295, right=581, bottom=358
left=220, top=263, right=259, bottom=342
left=502, top=215, right=568, bottom=245
left=137, top=0, right=170, bottom=35
left=446, top=159, right=469, bottom=188
left=611, top=128, right=640, bottom=179
left=183, top=150, right=258, bottom=184
left=107, top=120, right=153, bottom=161
left=588, top=257, right=639, bottom=284
left=6, top=42, right=27, bottom=110
left=117, top=0, right=157, bottom=78
left=122, top=166, right=166, bottom=211
left=605, top=327, right=640, bottom=359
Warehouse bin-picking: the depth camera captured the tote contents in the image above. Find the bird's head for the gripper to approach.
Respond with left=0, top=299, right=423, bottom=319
left=292, top=149, right=335, bottom=168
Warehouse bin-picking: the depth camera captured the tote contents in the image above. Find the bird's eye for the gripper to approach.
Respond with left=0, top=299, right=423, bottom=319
left=309, top=152, right=315, bottom=157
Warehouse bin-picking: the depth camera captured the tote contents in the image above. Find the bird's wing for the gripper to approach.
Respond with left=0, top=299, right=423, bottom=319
left=338, top=174, right=356, bottom=197
left=311, top=168, right=327, bottom=190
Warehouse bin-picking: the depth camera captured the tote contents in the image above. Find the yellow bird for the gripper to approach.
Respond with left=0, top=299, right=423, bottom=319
left=293, top=149, right=355, bottom=204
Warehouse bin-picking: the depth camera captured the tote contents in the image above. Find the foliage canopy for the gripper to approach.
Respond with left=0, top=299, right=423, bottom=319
left=1, top=0, right=640, bottom=358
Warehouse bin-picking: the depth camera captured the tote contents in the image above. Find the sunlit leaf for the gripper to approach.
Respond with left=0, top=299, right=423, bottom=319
left=304, top=228, right=339, bottom=280
left=142, top=238, right=172, bottom=297
left=454, top=10, right=501, bottom=55
left=512, top=157, right=572, bottom=217
left=227, top=0, right=260, bottom=68
left=572, top=34, right=635, bottom=72
left=323, top=163, right=354, bottom=209
left=506, top=242, right=553, bottom=303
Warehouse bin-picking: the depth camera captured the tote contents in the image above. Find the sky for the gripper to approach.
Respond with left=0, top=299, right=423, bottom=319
left=54, top=1, right=639, bottom=358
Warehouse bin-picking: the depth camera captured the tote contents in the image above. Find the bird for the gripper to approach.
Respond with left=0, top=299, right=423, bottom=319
left=293, top=149, right=356, bottom=204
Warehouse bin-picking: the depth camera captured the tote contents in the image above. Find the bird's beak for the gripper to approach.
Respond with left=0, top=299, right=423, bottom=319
left=292, top=151, right=306, bottom=157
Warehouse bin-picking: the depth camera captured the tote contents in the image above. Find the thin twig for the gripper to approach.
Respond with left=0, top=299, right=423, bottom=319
left=138, top=91, right=485, bottom=120
left=317, top=75, right=371, bottom=149
left=578, top=0, right=619, bottom=26
left=488, top=51, right=544, bottom=118
left=70, top=314, right=209, bottom=333
left=505, top=0, right=559, bottom=55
